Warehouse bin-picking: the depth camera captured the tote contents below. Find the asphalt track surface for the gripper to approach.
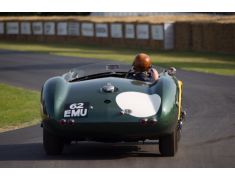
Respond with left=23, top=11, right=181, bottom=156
left=0, top=50, right=234, bottom=167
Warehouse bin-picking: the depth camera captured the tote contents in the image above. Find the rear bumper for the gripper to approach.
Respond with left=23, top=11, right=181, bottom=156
left=42, top=119, right=177, bottom=142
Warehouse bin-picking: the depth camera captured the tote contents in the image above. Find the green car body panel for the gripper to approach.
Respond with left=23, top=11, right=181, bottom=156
left=41, top=67, right=181, bottom=142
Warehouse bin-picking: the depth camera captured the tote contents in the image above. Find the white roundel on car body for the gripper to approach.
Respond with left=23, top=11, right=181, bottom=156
left=115, top=91, right=161, bottom=118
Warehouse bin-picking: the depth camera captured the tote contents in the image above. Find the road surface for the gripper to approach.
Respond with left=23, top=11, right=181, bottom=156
left=0, top=50, right=234, bottom=167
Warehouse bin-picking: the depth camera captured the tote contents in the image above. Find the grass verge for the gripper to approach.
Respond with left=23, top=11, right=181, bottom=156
left=0, top=83, right=40, bottom=132
left=0, top=41, right=234, bottom=76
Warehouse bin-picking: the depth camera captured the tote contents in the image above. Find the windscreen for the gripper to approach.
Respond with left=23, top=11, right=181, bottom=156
left=62, top=62, right=164, bottom=82
left=63, top=62, right=131, bottom=81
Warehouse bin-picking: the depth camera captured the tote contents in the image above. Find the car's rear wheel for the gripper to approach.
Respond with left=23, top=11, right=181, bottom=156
left=43, top=128, right=64, bottom=155
left=159, top=126, right=178, bottom=156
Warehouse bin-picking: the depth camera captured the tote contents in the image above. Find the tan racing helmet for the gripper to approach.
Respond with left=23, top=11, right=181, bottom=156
left=133, top=53, right=152, bottom=72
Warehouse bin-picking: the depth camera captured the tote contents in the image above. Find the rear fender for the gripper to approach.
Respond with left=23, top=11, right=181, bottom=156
left=150, top=75, right=178, bottom=130
left=41, top=77, right=68, bottom=120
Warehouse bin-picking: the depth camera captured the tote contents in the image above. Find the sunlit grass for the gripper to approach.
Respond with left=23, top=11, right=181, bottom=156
left=0, top=83, right=40, bottom=131
left=0, top=41, right=234, bottom=75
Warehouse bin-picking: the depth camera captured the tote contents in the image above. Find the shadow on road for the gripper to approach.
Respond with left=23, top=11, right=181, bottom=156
left=0, top=142, right=161, bottom=162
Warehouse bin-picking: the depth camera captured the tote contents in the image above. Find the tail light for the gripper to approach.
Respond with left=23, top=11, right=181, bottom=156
left=149, top=117, right=158, bottom=125
left=59, top=119, right=75, bottom=125
left=140, top=117, right=157, bottom=125
left=59, top=119, right=67, bottom=125
left=68, top=119, right=75, bottom=125
left=140, top=118, right=148, bottom=125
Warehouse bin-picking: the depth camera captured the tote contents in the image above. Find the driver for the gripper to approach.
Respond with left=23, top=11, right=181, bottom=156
left=126, top=53, right=159, bottom=82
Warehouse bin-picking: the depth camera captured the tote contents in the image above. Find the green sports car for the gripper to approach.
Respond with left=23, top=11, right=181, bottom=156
left=40, top=63, right=185, bottom=156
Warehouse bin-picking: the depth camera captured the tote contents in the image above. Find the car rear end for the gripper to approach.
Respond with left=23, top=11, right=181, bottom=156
left=42, top=76, right=178, bottom=142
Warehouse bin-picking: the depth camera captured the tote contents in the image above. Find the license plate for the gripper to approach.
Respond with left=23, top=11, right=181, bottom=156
left=64, top=102, right=89, bottom=118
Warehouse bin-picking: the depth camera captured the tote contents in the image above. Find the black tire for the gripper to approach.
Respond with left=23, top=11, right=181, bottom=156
left=159, top=127, right=178, bottom=157
left=43, top=128, right=64, bottom=155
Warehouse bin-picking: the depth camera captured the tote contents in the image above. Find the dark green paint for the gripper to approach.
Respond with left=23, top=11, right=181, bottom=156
left=41, top=71, right=180, bottom=141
